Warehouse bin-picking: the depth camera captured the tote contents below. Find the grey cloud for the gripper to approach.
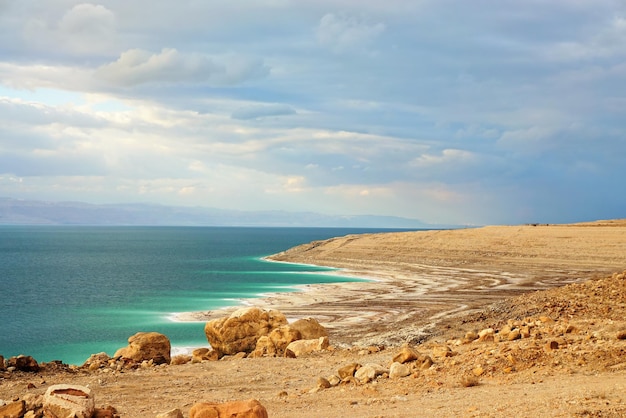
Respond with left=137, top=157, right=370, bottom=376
left=95, top=49, right=270, bottom=87
left=231, top=104, right=296, bottom=120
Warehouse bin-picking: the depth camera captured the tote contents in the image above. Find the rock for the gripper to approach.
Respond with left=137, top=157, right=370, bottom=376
left=464, top=331, right=478, bottom=342
left=189, top=399, right=268, bottom=418
left=338, top=363, right=361, bottom=379
left=284, top=336, right=329, bottom=357
left=317, top=377, right=331, bottom=389
left=477, top=328, right=495, bottom=342
left=82, top=352, right=110, bottom=370
left=616, top=330, right=626, bottom=340
left=432, top=345, right=453, bottom=359
left=171, top=355, right=191, bottom=365
left=8, top=355, right=39, bottom=372
left=472, top=366, right=485, bottom=376
left=418, top=355, right=434, bottom=370
left=43, top=384, right=95, bottom=418
left=0, top=400, right=25, bottom=418
left=156, top=408, right=184, bottom=418
left=21, top=393, right=43, bottom=411
left=94, top=406, right=119, bottom=418
left=204, top=307, right=288, bottom=356
left=389, top=362, right=411, bottom=379
left=289, top=318, right=328, bottom=340
left=545, top=340, right=559, bottom=351
left=392, top=345, right=419, bottom=364
left=268, top=325, right=302, bottom=352
left=507, top=329, right=521, bottom=341
left=192, top=348, right=219, bottom=362
left=355, top=365, right=377, bottom=383
left=249, top=336, right=277, bottom=358
left=327, top=375, right=341, bottom=386
left=0, top=354, right=4, bottom=371
left=114, top=332, right=171, bottom=364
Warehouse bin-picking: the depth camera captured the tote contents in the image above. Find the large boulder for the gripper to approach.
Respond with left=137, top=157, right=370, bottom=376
left=43, top=384, right=95, bottom=418
left=204, top=307, right=288, bottom=356
left=189, top=399, right=268, bottom=418
left=114, top=332, right=171, bottom=364
left=289, top=317, right=328, bottom=340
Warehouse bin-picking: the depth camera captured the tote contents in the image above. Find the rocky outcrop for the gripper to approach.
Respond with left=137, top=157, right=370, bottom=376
left=43, top=384, right=95, bottom=418
left=7, top=355, right=39, bottom=372
left=204, top=307, right=288, bottom=356
left=189, top=399, right=268, bottom=418
left=114, top=332, right=171, bottom=364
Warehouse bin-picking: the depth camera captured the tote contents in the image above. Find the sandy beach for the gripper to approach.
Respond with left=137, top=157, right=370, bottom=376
left=2, top=220, right=626, bottom=417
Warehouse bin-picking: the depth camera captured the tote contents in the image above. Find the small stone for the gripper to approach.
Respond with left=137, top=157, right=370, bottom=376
left=355, top=365, right=377, bottom=383
left=327, top=375, right=341, bottom=386
left=392, top=345, right=419, bottom=364
left=478, top=328, right=495, bottom=342
left=432, top=345, right=453, bottom=358
left=472, top=366, right=484, bottom=376
left=545, top=340, right=559, bottom=351
left=317, top=377, right=331, bottom=389
left=507, top=329, right=521, bottom=341
left=464, top=331, right=478, bottom=342
left=338, top=363, right=360, bottom=379
left=616, top=330, right=626, bottom=340
left=389, top=362, right=411, bottom=379
left=156, top=408, right=184, bottom=418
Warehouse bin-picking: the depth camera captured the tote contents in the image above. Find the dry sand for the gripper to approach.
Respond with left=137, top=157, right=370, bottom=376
left=2, top=220, right=626, bottom=417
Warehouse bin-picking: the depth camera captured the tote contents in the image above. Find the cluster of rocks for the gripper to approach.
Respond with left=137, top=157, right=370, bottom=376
left=314, top=308, right=626, bottom=391
left=0, top=383, right=118, bottom=418
left=2, top=307, right=326, bottom=417
left=0, top=385, right=267, bottom=418
left=203, top=307, right=330, bottom=359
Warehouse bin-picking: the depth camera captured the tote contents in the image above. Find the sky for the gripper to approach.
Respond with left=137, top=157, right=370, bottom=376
left=0, top=0, right=625, bottom=225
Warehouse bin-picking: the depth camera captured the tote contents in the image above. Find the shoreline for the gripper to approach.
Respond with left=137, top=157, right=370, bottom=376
left=171, top=221, right=626, bottom=347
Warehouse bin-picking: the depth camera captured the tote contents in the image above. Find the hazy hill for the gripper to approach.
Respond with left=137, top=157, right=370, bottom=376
left=0, top=197, right=437, bottom=228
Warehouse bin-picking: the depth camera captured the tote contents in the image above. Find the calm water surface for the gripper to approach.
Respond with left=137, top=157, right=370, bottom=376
left=0, top=226, right=405, bottom=364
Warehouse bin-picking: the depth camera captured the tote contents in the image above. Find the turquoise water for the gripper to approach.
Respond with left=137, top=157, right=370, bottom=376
left=0, top=226, right=404, bottom=365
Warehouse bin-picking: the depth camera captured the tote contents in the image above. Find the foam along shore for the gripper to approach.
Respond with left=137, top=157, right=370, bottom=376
left=171, top=220, right=626, bottom=347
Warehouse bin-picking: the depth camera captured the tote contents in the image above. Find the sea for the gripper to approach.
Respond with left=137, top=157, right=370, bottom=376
left=0, top=226, right=408, bottom=365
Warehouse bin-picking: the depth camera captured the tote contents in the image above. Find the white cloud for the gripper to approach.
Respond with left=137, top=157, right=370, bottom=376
left=316, top=13, right=385, bottom=53
left=96, top=48, right=270, bottom=87
left=23, top=3, right=118, bottom=55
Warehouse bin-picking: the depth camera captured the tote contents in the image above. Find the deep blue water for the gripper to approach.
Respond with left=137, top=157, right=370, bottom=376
left=0, top=226, right=407, bottom=365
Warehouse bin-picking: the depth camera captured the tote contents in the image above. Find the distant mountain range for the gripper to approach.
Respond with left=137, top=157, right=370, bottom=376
left=0, top=197, right=447, bottom=228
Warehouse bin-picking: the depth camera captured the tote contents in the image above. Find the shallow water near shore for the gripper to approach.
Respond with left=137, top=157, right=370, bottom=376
left=0, top=226, right=401, bottom=365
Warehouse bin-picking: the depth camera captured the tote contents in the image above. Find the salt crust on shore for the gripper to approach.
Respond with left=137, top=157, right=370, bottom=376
left=173, top=220, right=626, bottom=347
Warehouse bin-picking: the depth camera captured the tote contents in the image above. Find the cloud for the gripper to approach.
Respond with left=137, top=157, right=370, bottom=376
left=316, top=13, right=385, bottom=53
left=22, top=3, right=118, bottom=55
left=231, top=104, right=296, bottom=120
left=1, top=0, right=625, bottom=224
left=96, top=48, right=270, bottom=87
